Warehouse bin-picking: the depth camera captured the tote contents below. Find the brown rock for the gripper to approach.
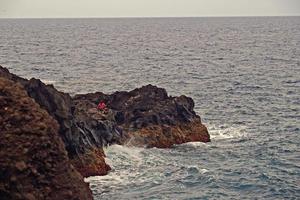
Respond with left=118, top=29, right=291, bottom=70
left=1, top=66, right=210, bottom=179
left=0, top=77, right=92, bottom=199
left=0, top=66, right=114, bottom=177
left=24, top=193, right=36, bottom=200
left=15, top=161, right=27, bottom=171
left=75, top=84, right=210, bottom=148
left=71, top=148, right=111, bottom=177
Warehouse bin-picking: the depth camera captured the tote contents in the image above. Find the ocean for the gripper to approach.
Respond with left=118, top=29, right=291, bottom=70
left=0, top=17, right=299, bottom=199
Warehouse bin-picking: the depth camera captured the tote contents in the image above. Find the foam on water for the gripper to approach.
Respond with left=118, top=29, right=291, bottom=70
left=175, top=141, right=210, bottom=148
left=85, top=144, right=212, bottom=199
left=207, top=123, right=249, bottom=140
left=40, top=79, right=56, bottom=85
left=85, top=145, right=144, bottom=185
left=104, top=144, right=144, bottom=166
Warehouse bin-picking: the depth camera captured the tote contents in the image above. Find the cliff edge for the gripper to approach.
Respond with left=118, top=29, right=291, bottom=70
left=0, top=77, right=92, bottom=199
left=0, top=66, right=210, bottom=178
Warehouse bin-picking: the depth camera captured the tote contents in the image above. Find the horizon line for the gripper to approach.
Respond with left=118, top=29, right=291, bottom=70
left=0, top=14, right=299, bottom=19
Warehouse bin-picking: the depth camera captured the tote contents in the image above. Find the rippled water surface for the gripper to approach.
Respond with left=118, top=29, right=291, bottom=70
left=1, top=17, right=300, bottom=199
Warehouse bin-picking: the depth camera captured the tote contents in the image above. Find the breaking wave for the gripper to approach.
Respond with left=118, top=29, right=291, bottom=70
left=206, top=123, right=249, bottom=140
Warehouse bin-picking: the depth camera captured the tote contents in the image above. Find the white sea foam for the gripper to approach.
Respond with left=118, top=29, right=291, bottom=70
left=41, top=79, right=56, bottom=84
left=207, top=123, right=248, bottom=140
left=200, top=168, right=209, bottom=174
left=175, top=124, right=248, bottom=148
left=85, top=124, right=248, bottom=187
left=104, top=144, right=144, bottom=167
left=85, top=144, right=145, bottom=186
left=176, top=141, right=209, bottom=148
left=186, top=165, right=209, bottom=174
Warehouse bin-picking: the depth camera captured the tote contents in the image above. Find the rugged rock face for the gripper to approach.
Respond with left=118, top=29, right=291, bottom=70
left=0, top=77, right=92, bottom=199
left=74, top=85, right=210, bottom=148
left=0, top=66, right=210, bottom=178
left=0, top=66, right=113, bottom=177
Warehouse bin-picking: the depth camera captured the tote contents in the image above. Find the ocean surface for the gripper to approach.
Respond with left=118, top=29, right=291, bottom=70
left=1, top=17, right=300, bottom=199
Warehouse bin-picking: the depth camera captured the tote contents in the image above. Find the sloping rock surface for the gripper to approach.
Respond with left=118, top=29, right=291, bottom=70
left=0, top=77, right=92, bottom=200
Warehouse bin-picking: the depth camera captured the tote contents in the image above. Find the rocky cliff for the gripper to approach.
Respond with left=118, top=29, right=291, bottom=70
left=0, top=66, right=112, bottom=177
left=74, top=84, right=210, bottom=148
left=0, top=77, right=92, bottom=199
left=0, top=66, right=210, bottom=178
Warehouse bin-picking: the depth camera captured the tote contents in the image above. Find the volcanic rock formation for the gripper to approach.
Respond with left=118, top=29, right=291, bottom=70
left=0, top=66, right=113, bottom=177
left=74, top=85, right=210, bottom=148
left=0, top=66, right=210, bottom=178
left=0, top=77, right=92, bottom=199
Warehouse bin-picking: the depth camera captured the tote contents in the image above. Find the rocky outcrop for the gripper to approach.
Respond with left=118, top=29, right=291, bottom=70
left=0, top=66, right=114, bottom=177
left=74, top=85, right=210, bottom=148
left=0, top=66, right=210, bottom=178
left=0, top=77, right=92, bottom=199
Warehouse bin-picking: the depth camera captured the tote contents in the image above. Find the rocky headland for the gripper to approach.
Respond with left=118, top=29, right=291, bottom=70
left=0, top=66, right=210, bottom=198
left=0, top=77, right=92, bottom=200
left=73, top=85, right=210, bottom=148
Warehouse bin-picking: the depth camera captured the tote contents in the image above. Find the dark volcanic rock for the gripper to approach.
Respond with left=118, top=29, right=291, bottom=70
left=0, top=66, right=79, bottom=155
left=75, top=84, right=210, bottom=148
left=1, top=65, right=210, bottom=177
left=0, top=77, right=92, bottom=199
left=0, top=66, right=114, bottom=177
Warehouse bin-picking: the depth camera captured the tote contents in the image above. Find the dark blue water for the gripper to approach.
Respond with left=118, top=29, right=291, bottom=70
left=1, top=17, right=299, bottom=199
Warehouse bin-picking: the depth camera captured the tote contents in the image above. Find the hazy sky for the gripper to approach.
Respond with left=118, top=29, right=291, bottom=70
left=0, top=0, right=300, bottom=18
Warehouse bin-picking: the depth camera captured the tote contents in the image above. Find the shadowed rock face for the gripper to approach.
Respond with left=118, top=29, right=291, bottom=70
left=0, top=66, right=114, bottom=177
left=0, top=66, right=210, bottom=177
left=75, top=85, right=210, bottom=148
left=0, top=77, right=92, bottom=199
left=0, top=67, right=78, bottom=155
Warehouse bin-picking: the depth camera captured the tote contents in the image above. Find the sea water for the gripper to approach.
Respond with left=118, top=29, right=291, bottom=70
left=1, top=17, right=299, bottom=199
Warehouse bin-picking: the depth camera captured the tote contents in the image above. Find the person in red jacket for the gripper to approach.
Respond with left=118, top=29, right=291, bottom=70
left=97, top=101, right=107, bottom=111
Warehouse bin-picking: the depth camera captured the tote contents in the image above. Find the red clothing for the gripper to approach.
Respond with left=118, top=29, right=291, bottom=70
left=97, top=102, right=107, bottom=110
